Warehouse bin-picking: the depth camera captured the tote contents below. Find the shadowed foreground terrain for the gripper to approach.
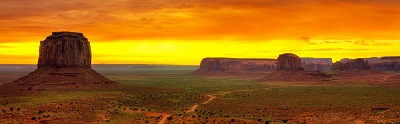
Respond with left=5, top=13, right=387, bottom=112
left=1, top=65, right=400, bottom=123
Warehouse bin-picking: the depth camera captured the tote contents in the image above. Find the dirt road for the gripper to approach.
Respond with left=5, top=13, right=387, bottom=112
left=383, top=75, right=390, bottom=81
left=157, top=114, right=172, bottom=124
left=202, top=95, right=217, bottom=104
left=158, top=88, right=269, bottom=124
left=185, top=104, right=199, bottom=113
left=185, top=89, right=259, bottom=114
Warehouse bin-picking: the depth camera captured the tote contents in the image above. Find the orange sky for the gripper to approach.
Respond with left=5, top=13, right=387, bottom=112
left=0, top=0, right=399, bottom=65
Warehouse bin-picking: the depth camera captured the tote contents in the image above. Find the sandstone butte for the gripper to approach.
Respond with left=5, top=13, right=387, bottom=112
left=262, top=53, right=332, bottom=82
left=0, top=31, right=116, bottom=95
left=277, top=53, right=304, bottom=70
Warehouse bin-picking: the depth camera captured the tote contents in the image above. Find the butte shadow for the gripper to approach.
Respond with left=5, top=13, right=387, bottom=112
left=0, top=32, right=117, bottom=95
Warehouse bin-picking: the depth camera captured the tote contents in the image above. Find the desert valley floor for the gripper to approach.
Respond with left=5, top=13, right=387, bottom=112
left=1, top=65, right=400, bottom=123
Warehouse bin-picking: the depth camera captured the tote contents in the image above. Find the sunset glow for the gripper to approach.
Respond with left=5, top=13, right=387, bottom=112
left=1, top=0, right=399, bottom=65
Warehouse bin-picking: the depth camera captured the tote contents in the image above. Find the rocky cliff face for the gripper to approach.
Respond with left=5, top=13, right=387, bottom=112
left=332, top=58, right=370, bottom=70
left=0, top=32, right=116, bottom=94
left=333, top=57, right=400, bottom=71
left=370, top=57, right=400, bottom=71
left=38, top=32, right=91, bottom=68
left=301, top=58, right=332, bottom=72
left=195, top=58, right=276, bottom=76
left=277, top=53, right=304, bottom=70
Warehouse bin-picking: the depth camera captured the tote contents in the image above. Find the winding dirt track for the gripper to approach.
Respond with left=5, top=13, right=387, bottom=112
left=157, top=88, right=268, bottom=124
left=184, top=105, right=199, bottom=113
left=383, top=75, right=390, bottom=81
left=202, top=95, right=217, bottom=104
left=184, top=89, right=257, bottom=114
left=157, top=114, right=172, bottom=124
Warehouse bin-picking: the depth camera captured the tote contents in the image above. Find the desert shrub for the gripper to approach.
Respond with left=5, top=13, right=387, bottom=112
left=38, top=110, right=45, bottom=115
left=167, top=116, right=173, bottom=120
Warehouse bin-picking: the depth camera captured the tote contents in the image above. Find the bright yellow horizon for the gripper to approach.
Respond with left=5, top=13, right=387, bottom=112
left=1, top=38, right=399, bottom=65
left=1, top=0, right=399, bottom=65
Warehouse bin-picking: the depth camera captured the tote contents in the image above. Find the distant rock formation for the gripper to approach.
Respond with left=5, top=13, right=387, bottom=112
left=370, top=57, right=400, bottom=71
left=362, top=57, right=381, bottom=63
left=262, top=53, right=332, bottom=82
left=301, top=58, right=332, bottom=72
left=301, top=58, right=332, bottom=64
left=333, top=57, right=400, bottom=71
left=195, top=58, right=276, bottom=76
left=332, top=58, right=370, bottom=71
left=277, top=53, right=304, bottom=70
left=340, top=57, right=380, bottom=63
left=0, top=31, right=116, bottom=94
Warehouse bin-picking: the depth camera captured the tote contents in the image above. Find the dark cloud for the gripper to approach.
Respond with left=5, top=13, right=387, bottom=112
left=298, top=36, right=316, bottom=45
left=283, top=48, right=370, bottom=52
left=351, top=40, right=393, bottom=46
left=324, top=41, right=339, bottom=44
left=0, top=45, right=12, bottom=48
left=372, top=42, right=393, bottom=46
left=353, top=40, right=370, bottom=45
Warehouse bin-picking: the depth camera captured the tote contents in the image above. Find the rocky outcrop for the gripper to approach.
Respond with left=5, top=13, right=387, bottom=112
left=262, top=53, right=332, bottom=82
left=370, top=57, right=400, bottom=71
left=332, top=58, right=370, bottom=71
left=277, top=53, right=304, bottom=70
left=333, top=57, right=400, bottom=71
left=0, top=31, right=116, bottom=94
left=38, top=32, right=91, bottom=68
left=301, top=58, right=332, bottom=72
left=195, top=58, right=276, bottom=76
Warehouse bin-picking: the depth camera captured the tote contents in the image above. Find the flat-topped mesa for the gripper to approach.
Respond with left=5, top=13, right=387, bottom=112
left=369, top=56, right=400, bottom=71
left=332, top=58, right=370, bottom=71
left=195, top=58, right=277, bottom=76
left=38, top=31, right=91, bottom=68
left=277, top=53, right=304, bottom=70
left=381, top=56, right=400, bottom=60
